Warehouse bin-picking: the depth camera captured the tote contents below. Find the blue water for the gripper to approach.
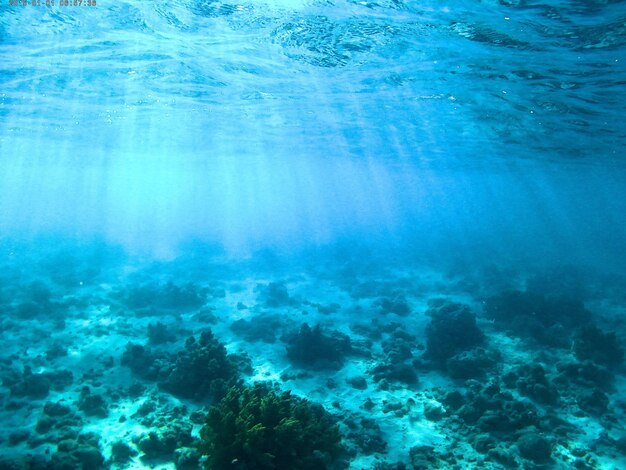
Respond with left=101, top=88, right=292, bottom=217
left=2, top=0, right=625, bottom=260
left=1, top=1, right=626, bottom=469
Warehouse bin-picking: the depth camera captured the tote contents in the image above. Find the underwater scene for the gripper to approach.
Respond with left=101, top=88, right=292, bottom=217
left=1, top=0, right=626, bottom=468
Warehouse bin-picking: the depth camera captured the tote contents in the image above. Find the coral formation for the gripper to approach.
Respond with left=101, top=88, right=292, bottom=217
left=122, top=330, right=246, bottom=402
left=49, top=432, right=105, bottom=469
left=230, top=314, right=283, bottom=343
left=503, top=364, right=560, bottom=405
left=284, top=323, right=352, bottom=370
left=198, top=383, right=346, bottom=469
left=114, top=282, right=208, bottom=312
left=147, top=321, right=178, bottom=345
left=258, top=282, right=298, bottom=308
left=424, top=300, right=484, bottom=364
left=2, top=366, right=73, bottom=399
left=344, top=416, right=387, bottom=455
left=483, top=290, right=591, bottom=345
left=1, top=247, right=625, bottom=469
left=158, top=331, right=244, bottom=401
left=77, top=386, right=109, bottom=418
left=374, top=295, right=411, bottom=316
left=573, top=324, right=624, bottom=369
left=446, top=348, right=499, bottom=380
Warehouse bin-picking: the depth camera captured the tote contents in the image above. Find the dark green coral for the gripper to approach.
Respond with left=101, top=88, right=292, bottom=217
left=122, top=330, right=246, bottom=402
left=198, top=383, right=345, bottom=470
left=159, top=330, right=243, bottom=402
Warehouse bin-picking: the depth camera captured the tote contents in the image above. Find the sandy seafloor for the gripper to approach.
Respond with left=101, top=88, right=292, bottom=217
left=1, top=240, right=625, bottom=470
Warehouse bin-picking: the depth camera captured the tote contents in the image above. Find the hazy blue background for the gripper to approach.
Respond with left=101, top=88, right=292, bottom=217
left=1, top=0, right=625, bottom=271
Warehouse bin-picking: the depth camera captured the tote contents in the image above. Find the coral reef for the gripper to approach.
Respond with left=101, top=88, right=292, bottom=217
left=198, top=383, right=346, bottom=469
left=1, top=247, right=625, bottom=469
left=158, top=331, right=244, bottom=401
left=483, top=290, right=591, bottom=345
left=367, top=326, right=419, bottom=386
left=134, top=426, right=194, bottom=464
left=369, top=362, right=418, bottom=386
left=257, top=282, right=298, bottom=308
left=110, top=440, right=138, bottom=464
left=314, top=302, right=341, bottom=315
left=573, top=324, right=624, bottom=369
left=344, top=416, right=387, bottom=455
left=503, top=364, right=560, bottom=406
left=230, top=314, right=284, bottom=343
left=12, top=281, right=65, bottom=320
left=555, top=360, right=613, bottom=391
left=77, top=386, right=109, bottom=418
left=433, top=379, right=552, bottom=466
left=424, top=300, right=484, bottom=365
left=48, top=432, right=105, bottom=469
left=446, top=348, right=499, bottom=380
left=114, top=282, right=208, bottom=312
left=122, top=330, right=246, bottom=402
left=35, top=401, right=82, bottom=438
left=2, top=366, right=73, bottom=399
left=374, top=295, right=411, bottom=316
left=284, top=323, right=352, bottom=370
left=147, top=321, right=178, bottom=345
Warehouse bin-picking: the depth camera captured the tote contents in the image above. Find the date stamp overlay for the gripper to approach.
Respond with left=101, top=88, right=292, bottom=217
left=9, top=0, right=97, bottom=6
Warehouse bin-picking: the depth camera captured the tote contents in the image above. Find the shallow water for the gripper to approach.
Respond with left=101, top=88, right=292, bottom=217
left=1, top=1, right=626, bottom=469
